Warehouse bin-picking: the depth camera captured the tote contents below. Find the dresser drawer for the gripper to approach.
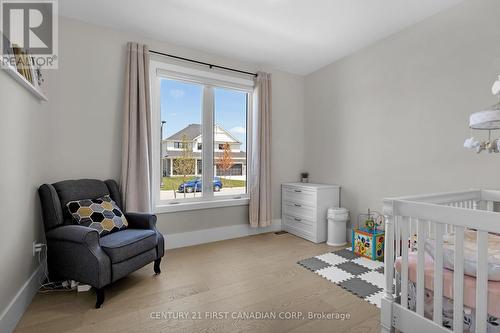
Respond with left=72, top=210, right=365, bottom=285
left=282, top=201, right=314, bottom=220
left=283, top=214, right=314, bottom=230
left=283, top=187, right=316, bottom=205
left=283, top=216, right=315, bottom=241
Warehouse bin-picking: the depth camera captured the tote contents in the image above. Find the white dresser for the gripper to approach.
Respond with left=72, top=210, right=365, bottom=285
left=281, top=183, right=340, bottom=243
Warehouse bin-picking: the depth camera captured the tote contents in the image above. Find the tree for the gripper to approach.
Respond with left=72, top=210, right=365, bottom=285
left=216, top=142, right=234, bottom=188
left=173, top=135, right=196, bottom=197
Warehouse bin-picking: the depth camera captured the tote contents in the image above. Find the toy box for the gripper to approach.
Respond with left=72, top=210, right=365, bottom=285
left=352, top=228, right=384, bottom=261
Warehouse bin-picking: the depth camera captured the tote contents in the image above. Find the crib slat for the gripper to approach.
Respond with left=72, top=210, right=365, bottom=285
left=414, top=219, right=418, bottom=249
left=416, top=219, right=427, bottom=316
left=428, top=220, right=432, bottom=240
left=396, top=216, right=401, bottom=257
left=453, top=226, right=464, bottom=333
left=433, top=222, right=444, bottom=325
left=476, top=230, right=489, bottom=333
left=400, top=216, right=409, bottom=309
left=395, top=216, right=401, bottom=296
left=384, top=214, right=395, bottom=301
left=409, top=217, right=413, bottom=250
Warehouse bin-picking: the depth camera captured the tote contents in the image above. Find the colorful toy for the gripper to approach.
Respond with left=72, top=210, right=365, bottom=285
left=352, top=209, right=385, bottom=261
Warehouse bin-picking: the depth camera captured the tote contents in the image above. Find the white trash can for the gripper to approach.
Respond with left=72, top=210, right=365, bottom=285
left=327, top=207, right=349, bottom=246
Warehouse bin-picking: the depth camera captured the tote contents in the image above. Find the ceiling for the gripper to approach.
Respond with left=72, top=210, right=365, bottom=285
left=59, top=0, right=464, bottom=75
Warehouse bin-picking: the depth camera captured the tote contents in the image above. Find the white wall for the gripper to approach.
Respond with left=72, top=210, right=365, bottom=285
left=44, top=17, right=305, bottom=234
left=0, top=70, right=48, bottom=329
left=304, top=0, right=500, bottom=234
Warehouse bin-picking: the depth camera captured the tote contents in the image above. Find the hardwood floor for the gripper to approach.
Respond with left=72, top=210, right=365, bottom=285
left=15, top=232, right=380, bottom=333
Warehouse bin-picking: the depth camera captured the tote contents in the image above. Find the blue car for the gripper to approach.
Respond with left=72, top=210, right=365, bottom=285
left=178, top=177, right=223, bottom=193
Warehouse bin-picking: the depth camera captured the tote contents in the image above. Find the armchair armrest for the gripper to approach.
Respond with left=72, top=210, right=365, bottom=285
left=125, top=212, right=157, bottom=230
left=125, top=212, right=165, bottom=259
left=45, top=225, right=111, bottom=288
left=46, top=225, right=100, bottom=246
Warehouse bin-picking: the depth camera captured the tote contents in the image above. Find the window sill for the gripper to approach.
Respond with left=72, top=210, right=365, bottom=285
left=155, top=197, right=249, bottom=214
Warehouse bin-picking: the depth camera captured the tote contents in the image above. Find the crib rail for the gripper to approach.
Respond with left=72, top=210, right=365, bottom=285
left=382, top=189, right=500, bottom=333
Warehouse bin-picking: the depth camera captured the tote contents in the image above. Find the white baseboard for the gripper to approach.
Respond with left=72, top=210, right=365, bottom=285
left=0, top=264, right=44, bottom=333
left=166, top=219, right=282, bottom=249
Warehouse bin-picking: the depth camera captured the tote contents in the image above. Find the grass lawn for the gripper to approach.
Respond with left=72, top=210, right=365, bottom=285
left=161, top=176, right=246, bottom=191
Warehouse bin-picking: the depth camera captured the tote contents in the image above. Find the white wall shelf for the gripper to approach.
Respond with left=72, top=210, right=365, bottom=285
left=2, top=63, right=48, bottom=101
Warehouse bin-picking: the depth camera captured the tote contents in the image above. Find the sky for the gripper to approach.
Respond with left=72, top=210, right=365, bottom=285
left=160, top=79, right=247, bottom=151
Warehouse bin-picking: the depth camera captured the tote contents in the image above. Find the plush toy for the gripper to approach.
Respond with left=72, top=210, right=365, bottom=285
left=487, top=139, right=499, bottom=153
left=464, top=137, right=480, bottom=150
left=476, top=141, right=487, bottom=154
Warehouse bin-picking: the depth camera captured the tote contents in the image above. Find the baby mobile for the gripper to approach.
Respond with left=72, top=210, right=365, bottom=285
left=464, top=75, right=500, bottom=153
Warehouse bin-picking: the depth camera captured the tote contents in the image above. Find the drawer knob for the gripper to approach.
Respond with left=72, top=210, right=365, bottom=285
left=294, top=190, right=302, bottom=193
left=294, top=217, right=302, bottom=222
left=294, top=203, right=302, bottom=207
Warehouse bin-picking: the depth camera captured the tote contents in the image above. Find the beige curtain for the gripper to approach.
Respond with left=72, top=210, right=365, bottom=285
left=249, top=72, right=272, bottom=227
left=121, top=42, right=153, bottom=213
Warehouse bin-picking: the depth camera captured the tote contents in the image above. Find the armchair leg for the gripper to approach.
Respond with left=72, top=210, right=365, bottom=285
left=95, top=288, right=105, bottom=309
left=154, top=258, right=162, bottom=275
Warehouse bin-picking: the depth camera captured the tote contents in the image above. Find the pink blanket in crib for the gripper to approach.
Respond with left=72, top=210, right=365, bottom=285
left=395, top=252, right=500, bottom=318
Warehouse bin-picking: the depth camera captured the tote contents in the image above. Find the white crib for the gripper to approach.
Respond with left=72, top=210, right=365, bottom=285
left=381, top=189, right=500, bottom=333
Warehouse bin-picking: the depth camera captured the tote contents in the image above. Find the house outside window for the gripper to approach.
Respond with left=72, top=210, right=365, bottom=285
left=162, top=124, right=246, bottom=179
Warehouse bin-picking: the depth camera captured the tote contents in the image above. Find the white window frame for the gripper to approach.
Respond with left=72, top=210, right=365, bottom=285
left=150, top=60, right=253, bottom=213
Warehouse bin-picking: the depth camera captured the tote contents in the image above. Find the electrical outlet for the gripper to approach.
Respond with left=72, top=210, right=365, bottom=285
left=33, top=241, right=44, bottom=256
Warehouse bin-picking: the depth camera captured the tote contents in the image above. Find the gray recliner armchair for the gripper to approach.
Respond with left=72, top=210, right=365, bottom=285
left=38, top=179, right=164, bottom=308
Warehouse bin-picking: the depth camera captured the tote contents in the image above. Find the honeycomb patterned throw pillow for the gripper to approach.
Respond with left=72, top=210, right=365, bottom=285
left=66, top=195, right=128, bottom=236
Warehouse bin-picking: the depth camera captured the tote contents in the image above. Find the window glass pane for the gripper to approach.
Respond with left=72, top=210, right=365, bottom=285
left=160, top=79, right=203, bottom=201
left=213, top=87, right=248, bottom=196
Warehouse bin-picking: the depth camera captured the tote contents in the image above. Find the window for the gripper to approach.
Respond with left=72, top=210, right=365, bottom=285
left=151, top=60, right=253, bottom=211
left=174, top=141, right=188, bottom=149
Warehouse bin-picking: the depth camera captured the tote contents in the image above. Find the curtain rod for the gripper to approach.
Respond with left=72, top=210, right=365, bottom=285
left=149, top=50, right=258, bottom=77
